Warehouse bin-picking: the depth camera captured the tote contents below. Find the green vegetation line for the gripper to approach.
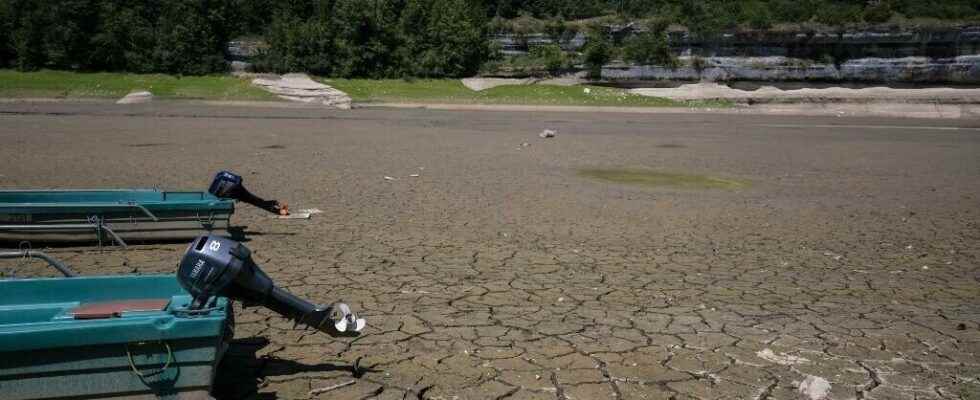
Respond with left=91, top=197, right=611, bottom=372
left=0, top=70, right=731, bottom=108
left=0, top=70, right=277, bottom=101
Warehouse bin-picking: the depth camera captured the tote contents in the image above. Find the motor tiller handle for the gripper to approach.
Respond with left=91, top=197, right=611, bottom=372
left=177, top=235, right=364, bottom=337
left=208, top=170, right=289, bottom=215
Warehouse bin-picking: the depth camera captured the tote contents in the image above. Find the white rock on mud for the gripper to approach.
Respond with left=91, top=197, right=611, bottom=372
left=252, top=73, right=352, bottom=109
left=116, top=91, right=154, bottom=104
left=798, top=375, right=832, bottom=400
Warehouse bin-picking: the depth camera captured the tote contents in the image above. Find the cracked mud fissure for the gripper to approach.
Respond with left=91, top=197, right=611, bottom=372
left=1, top=103, right=978, bottom=400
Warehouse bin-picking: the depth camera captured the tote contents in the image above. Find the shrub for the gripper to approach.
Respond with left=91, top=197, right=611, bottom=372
left=623, top=30, right=677, bottom=68
left=863, top=1, right=895, bottom=24
left=529, top=44, right=568, bottom=75
left=582, top=27, right=613, bottom=79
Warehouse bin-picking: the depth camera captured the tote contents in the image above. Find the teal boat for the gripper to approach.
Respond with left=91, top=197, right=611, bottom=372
left=0, top=237, right=365, bottom=400
left=0, top=190, right=235, bottom=246
left=0, top=273, right=233, bottom=400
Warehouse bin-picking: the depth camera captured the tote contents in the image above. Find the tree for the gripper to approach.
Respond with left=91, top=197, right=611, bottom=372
left=529, top=44, right=567, bottom=75
left=154, top=0, right=231, bottom=74
left=87, top=2, right=153, bottom=71
left=258, top=13, right=338, bottom=75
left=0, top=0, right=16, bottom=68
left=8, top=1, right=47, bottom=71
left=332, top=0, right=403, bottom=78
left=623, top=29, right=676, bottom=67
left=740, top=0, right=773, bottom=30
left=814, top=1, right=863, bottom=26
left=582, top=27, right=612, bottom=79
left=399, top=0, right=489, bottom=77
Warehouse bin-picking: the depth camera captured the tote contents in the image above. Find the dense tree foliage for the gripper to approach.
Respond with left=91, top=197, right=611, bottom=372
left=0, top=0, right=231, bottom=74
left=582, top=28, right=613, bottom=78
left=0, top=0, right=977, bottom=76
left=256, top=0, right=488, bottom=78
left=486, top=0, right=980, bottom=24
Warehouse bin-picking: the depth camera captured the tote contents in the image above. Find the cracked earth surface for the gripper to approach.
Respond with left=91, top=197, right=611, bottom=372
left=1, top=103, right=978, bottom=399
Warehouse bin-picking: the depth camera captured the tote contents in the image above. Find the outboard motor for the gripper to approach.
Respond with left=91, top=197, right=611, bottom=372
left=177, top=235, right=365, bottom=336
left=209, top=170, right=289, bottom=215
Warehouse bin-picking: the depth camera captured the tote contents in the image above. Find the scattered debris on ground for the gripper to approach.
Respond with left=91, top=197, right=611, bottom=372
left=116, top=91, right=153, bottom=104
left=275, top=208, right=322, bottom=220
left=308, top=380, right=356, bottom=396
left=756, top=348, right=809, bottom=365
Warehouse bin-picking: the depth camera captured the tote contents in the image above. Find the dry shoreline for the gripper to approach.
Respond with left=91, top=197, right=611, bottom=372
left=3, top=103, right=977, bottom=399
left=3, top=96, right=980, bottom=119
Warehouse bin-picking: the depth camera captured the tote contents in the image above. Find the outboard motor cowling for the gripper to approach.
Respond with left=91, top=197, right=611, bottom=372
left=209, top=170, right=289, bottom=215
left=177, top=235, right=364, bottom=336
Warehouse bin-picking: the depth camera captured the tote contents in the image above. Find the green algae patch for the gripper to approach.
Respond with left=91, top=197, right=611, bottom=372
left=578, top=169, right=747, bottom=190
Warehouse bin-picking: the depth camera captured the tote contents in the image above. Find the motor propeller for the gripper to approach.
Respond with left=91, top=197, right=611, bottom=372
left=209, top=170, right=290, bottom=216
left=177, top=235, right=365, bottom=336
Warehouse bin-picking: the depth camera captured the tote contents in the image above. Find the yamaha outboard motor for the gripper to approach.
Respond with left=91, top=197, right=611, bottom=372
left=209, top=170, right=289, bottom=215
left=177, top=235, right=365, bottom=336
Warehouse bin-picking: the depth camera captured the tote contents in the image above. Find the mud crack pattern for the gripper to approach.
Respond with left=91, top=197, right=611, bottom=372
left=1, top=104, right=977, bottom=399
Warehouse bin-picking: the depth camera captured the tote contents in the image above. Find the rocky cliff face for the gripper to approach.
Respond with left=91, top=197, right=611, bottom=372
left=492, top=26, right=980, bottom=83
left=603, top=55, right=980, bottom=83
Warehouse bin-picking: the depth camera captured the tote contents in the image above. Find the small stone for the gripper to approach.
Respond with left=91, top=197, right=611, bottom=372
left=384, top=176, right=397, bottom=181
left=798, top=375, right=831, bottom=400
left=539, top=129, right=557, bottom=138
left=957, top=323, right=967, bottom=330
left=409, top=174, right=420, bottom=178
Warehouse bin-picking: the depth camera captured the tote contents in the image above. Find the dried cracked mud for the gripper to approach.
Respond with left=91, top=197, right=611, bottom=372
left=1, top=103, right=978, bottom=400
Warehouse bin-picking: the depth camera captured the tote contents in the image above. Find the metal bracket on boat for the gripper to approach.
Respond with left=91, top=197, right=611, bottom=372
left=197, top=211, right=216, bottom=230
left=0, top=246, right=78, bottom=277
left=126, top=202, right=159, bottom=222
left=126, top=341, right=174, bottom=378
left=88, top=215, right=128, bottom=249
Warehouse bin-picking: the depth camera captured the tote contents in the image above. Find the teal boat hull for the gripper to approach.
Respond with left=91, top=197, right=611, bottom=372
left=0, top=275, right=233, bottom=400
left=0, top=190, right=235, bottom=243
